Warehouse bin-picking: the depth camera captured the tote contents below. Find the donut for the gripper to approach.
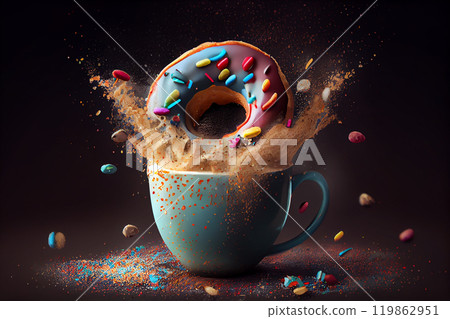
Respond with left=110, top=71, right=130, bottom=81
left=146, top=41, right=294, bottom=140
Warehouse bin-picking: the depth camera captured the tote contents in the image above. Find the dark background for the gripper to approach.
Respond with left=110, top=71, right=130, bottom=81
left=1, top=0, right=449, bottom=300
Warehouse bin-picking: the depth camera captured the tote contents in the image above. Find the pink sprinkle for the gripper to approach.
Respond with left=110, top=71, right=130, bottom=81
left=286, top=119, right=292, bottom=128
left=399, top=228, right=414, bottom=242
left=229, top=137, right=240, bottom=148
left=298, top=201, right=309, bottom=213
left=205, top=73, right=214, bottom=83
left=348, top=131, right=366, bottom=143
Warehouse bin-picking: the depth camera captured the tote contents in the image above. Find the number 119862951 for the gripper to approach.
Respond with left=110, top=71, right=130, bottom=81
left=373, top=305, right=438, bottom=316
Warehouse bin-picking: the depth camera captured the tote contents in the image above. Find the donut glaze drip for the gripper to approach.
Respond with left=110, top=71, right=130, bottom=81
left=147, top=41, right=292, bottom=139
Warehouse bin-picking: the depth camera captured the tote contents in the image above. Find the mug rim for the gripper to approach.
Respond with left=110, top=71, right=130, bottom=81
left=148, top=166, right=293, bottom=177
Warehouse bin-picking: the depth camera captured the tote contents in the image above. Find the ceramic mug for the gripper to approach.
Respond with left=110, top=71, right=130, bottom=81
left=148, top=166, right=329, bottom=276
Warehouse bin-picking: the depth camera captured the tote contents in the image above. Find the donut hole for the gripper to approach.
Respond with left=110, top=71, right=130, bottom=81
left=185, top=86, right=249, bottom=139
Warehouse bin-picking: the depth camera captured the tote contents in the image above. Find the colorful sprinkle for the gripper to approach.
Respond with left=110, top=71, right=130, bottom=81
left=316, top=270, right=323, bottom=282
left=171, top=77, right=185, bottom=85
left=196, top=59, right=211, bottom=68
left=286, top=119, right=292, bottom=128
left=153, top=107, right=170, bottom=116
left=216, top=57, right=229, bottom=70
left=264, top=65, right=271, bottom=74
left=359, top=193, right=374, bottom=206
left=229, top=137, right=240, bottom=148
left=298, top=201, right=308, bottom=213
left=261, top=92, right=278, bottom=111
left=171, top=70, right=187, bottom=84
left=242, top=73, right=254, bottom=83
left=293, top=286, right=308, bottom=296
left=262, top=79, right=271, bottom=92
left=242, top=56, right=254, bottom=71
left=247, top=96, right=256, bottom=104
left=399, top=228, right=414, bottom=242
left=48, top=232, right=66, bottom=249
left=242, top=126, right=261, bottom=138
left=205, top=73, right=214, bottom=83
left=225, top=74, right=236, bottom=86
left=305, top=58, right=313, bottom=69
left=209, top=49, right=227, bottom=62
left=349, top=131, right=366, bottom=143
left=167, top=99, right=181, bottom=109
left=187, top=80, right=193, bottom=89
left=339, top=248, right=353, bottom=257
left=101, top=164, right=117, bottom=174
left=164, top=89, right=180, bottom=107
left=112, top=70, right=130, bottom=81
left=218, top=68, right=230, bottom=81
left=111, top=129, right=128, bottom=143
left=334, top=231, right=344, bottom=242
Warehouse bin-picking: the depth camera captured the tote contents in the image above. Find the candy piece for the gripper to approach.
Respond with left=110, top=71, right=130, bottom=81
left=229, top=137, right=240, bottom=148
left=334, top=231, right=344, bottom=242
left=324, top=274, right=338, bottom=285
left=298, top=201, right=308, bottom=213
left=48, top=232, right=66, bottom=249
left=101, top=164, right=117, bottom=174
left=286, top=119, right=292, bottom=128
left=305, top=58, right=313, bottom=69
left=261, top=93, right=278, bottom=111
left=247, top=96, right=256, bottom=104
left=96, top=110, right=101, bottom=116
left=225, top=74, right=236, bottom=86
left=196, top=59, right=211, bottom=68
left=112, top=70, right=130, bottom=81
left=122, top=224, right=139, bottom=238
left=172, top=78, right=185, bottom=84
left=187, top=80, right=193, bottom=89
left=204, top=286, right=219, bottom=296
left=293, top=286, right=308, bottom=296
left=153, top=107, right=170, bottom=116
left=359, top=193, right=375, bottom=206
left=209, top=49, right=227, bottom=62
left=205, top=73, right=214, bottom=83
left=216, top=57, right=229, bottom=70
left=339, top=247, right=353, bottom=257
left=322, top=87, right=331, bottom=102
left=164, top=89, right=180, bottom=107
left=218, top=68, right=230, bottom=81
left=316, top=270, right=323, bottom=282
left=262, top=79, right=271, bottom=92
left=321, top=272, right=326, bottom=282
left=111, top=129, right=128, bottom=143
left=242, top=127, right=261, bottom=138
left=399, top=228, right=414, bottom=242
left=296, top=79, right=311, bottom=93
left=242, top=56, right=254, bottom=71
left=242, top=73, right=254, bottom=83
left=167, top=99, right=181, bottom=109
left=349, top=131, right=366, bottom=143
left=264, top=65, right=271, bottom=74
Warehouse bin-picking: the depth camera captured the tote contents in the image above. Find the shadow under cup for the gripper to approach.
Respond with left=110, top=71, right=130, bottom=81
left=148, top=167, right=328, bottom=276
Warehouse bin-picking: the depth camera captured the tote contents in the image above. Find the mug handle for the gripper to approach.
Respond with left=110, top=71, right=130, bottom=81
left=267, top=171, right=329, bottom=255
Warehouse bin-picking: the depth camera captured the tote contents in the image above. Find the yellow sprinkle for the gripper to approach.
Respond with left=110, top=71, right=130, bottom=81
left=242, top=127, right=261, bottom=139
left=95, top=110, right=101, bottom=116
left=305, top=58, right=313, bottom=69
left=164, top=89, right=180, bottom=107
left=293, top=286, right=308, bottom=295
left=334, top=231, right=344, bottom=242
left=196, top=59, right=211, bottom=68
left=262, top=79, right=271, bottom=92
left=218, top=68, right=230, bottom=81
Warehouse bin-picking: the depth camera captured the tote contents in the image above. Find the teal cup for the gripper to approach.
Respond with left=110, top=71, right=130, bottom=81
left=148, top=166, right=329, bottom=276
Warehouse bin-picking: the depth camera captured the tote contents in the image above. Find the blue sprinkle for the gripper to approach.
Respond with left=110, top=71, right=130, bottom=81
left=48, top=232, right=56, bottom=248
left=188, top=80, right=193, bottom=89
left=167, top=99, right=181, bottom=109
left=243, top=73, right=254, bottom=83
left=209, top=49, right=227, bottom=62
left=247, top=96, right=256, bottom=103
left=339, top=247, right=353, bottom=257
left=225, top=74, right=236, bottom=86
left=321, top=272, right=326, bottom=282
left=172, top=78, right=185, bottom=85
left=316, top=270, right=323, bottom=282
